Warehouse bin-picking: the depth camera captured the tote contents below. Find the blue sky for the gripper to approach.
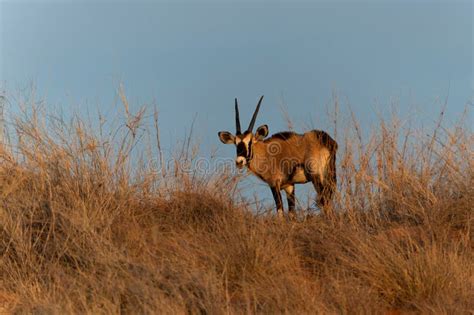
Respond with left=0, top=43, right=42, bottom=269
left=1, top=0, right=472, bottom=155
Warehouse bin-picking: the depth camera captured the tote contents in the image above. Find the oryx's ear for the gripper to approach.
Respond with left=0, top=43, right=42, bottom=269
left=255, top=125, right=269, bottom=141
left=218, top=131, right=235, bottom=144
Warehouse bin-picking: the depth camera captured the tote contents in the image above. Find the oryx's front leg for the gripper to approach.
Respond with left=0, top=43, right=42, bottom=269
left=270, top=184, right=284, bottom=218
left=284, top=185, right=296, bottom=220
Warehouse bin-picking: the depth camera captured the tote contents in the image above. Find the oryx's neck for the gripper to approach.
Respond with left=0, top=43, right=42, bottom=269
left=247, top=141, right=271, bottom=179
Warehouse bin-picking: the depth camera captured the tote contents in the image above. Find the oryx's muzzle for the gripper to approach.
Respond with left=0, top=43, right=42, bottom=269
left=235, top=156, right=246, bottom=168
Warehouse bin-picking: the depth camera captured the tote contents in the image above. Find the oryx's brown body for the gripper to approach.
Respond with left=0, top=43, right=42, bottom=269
left=218, top=96, right=337, bottom=218
left=249, top=130, right=337, bottom=189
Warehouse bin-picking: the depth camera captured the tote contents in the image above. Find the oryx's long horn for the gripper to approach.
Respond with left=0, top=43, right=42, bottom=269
left=247, top=95, right=264, bottom=132
left=235, top=98, right=241, bottom=134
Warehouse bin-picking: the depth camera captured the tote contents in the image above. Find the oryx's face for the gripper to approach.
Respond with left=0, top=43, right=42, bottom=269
left=218, top=96, right=268, bottom=169
left=219, top=131, right=252, bottom=168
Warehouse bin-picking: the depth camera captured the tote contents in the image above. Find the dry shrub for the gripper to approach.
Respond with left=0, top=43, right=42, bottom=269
left=0, top=95, right=472, bottom=314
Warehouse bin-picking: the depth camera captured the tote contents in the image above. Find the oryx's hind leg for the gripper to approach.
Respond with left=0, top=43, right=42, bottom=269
left=311, top=174, right=333, bottom=216
left=283, top=185, right=296, bottom=220
left=311, top=175, right=326, bottom=207
left=306, top=152, right=336, bottom=216
left=322, top=151, right=337, bottom=209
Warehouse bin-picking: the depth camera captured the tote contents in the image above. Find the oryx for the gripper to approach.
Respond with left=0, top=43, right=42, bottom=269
left=218, top=96, right=337, bottom=218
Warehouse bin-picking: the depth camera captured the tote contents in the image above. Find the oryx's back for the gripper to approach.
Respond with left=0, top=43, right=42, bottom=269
left=264, top=129, right=337, bottom=160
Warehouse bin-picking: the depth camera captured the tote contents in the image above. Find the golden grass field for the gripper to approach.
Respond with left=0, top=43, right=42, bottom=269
left=0, top=96, right=472, bottom=314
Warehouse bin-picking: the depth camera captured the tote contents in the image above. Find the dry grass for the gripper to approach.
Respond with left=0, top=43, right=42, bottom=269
left=0, top=96, right=472, bottom=314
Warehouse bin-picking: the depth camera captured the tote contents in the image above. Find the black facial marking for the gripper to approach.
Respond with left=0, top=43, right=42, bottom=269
left=247, top=140, right=252, bottom=160
left=236, top=142, right=247, bottom=157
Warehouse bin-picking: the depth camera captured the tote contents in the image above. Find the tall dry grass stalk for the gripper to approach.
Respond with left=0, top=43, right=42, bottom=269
left=0, top=93, right=472, bottom=314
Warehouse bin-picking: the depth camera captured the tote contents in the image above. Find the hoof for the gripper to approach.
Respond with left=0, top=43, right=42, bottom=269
left=277, top=209, right=284, bottom=219
left=288, top=212, right=296, bottom=221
